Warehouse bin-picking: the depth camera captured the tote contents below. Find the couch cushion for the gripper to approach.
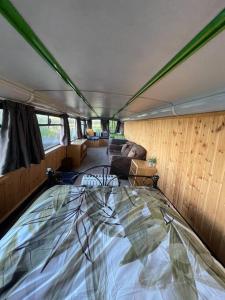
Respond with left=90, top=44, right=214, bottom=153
left=110, top=138, right=128, bottom=145
left=129, top=144, right=146, bottom=159
left=121, top=142, right=133, bottom=156
left=121, top=143, right=128, bottom=153
left=127, top=148, right=136, bottom=158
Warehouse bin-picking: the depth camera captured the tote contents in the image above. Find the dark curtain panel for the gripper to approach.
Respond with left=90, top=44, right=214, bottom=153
left=60, top=114, right=70, bottom=146
left=76, top=117, right=82, bottom=139
left=87, top=119, right=92, bottom=129
left=115, top=120, right=121, bottom=133
left=83, top=120, right=87, bottom=137
left=101, top=119, right=109, bottom=132
left=0, top=100, right=45, bottom=175
left=120, top=122, right=124, bottom=134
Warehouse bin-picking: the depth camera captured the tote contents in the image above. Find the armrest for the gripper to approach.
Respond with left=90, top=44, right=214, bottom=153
left=110, top=156, right=132, bottom=178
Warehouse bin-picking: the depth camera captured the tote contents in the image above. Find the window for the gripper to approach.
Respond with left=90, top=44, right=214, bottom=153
left=92, top=119, right=101, bottom=134
left=109, top=120, right=117, bottom=133
left=36, top=113, right=61, bottom=150
left=68, top=117, right=77, bottom=141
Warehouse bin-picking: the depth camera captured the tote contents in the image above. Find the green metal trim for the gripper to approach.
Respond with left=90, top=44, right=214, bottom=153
left=0, top=0, right=98, bottom=116
left=115, top=8, right=225, bottom=117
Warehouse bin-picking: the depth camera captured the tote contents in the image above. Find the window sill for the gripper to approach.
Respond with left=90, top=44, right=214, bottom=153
left=0, top=174, right=9, bottom=183
left=45, top=144, right=64, bottom=155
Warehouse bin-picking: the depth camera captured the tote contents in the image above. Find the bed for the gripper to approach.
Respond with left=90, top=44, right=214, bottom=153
left=0, top=185, right=225, bottom=299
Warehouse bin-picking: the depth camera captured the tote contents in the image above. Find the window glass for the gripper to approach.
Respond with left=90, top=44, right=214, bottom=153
left=36, top=114, right=48, bottom=125
left=92, top=119, right=101, bottom=134
left=49, top=115, right=61, bottom=125
left=68, top=118, right=77, bottom=141
left=109, top=120, right=117, bottom=133
left=39, top=126, right=61, bottom=149
left=36, top=113, right=61, bottom=150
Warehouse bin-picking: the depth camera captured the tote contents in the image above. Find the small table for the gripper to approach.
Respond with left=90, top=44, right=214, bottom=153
left=67, top=139, right=87, bottom=168
left=129, top=159, right=157, bottom=186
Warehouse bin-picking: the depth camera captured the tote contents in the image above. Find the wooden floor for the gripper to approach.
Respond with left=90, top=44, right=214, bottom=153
left=75, top=146, right=128, bottom=186
left=76, top=147, right=109, bottom=172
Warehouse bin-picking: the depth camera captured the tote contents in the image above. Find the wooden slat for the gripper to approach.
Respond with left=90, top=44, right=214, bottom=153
left=0, top=146, right=66, bottom=222
left=124, top=111, right=225, bottom=266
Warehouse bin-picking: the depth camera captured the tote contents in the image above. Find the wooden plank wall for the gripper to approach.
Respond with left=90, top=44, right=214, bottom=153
left=0, top=146, right=66, bottom=222
left=124, top=111, right=225, bottom=265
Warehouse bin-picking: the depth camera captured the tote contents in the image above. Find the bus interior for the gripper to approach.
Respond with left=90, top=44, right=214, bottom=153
left=0, top=1, right=225, bottom=299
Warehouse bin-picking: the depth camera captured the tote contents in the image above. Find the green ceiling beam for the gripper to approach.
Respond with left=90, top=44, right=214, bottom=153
left=115, top=8, right=225, bottom=117
left=0, top=0, right=98, bottom=116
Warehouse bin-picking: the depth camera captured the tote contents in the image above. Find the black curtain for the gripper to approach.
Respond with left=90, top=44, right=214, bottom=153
left=115, top=120, right=121, bottom=133
left=60, top=114, right=70, bottom=146
left=87, top=119, right=92, bottom=129
left=76, top=117, right=82, bottom=139
left=0, top=100, right=45, bottom=175
left=120, top=122, right=124, bottom=134
left=101, top=119, right=109, bottom=132
left=83, top=120, right=87, bottom=137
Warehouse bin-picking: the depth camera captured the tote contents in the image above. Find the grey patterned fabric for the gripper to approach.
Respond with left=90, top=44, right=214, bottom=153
left=0, top=185, right=225, bottom=299
left=0, top=100, right=44, bottom=175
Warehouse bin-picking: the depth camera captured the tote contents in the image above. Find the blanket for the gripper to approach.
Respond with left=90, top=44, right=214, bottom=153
left=0, top=185, right=225, bottom=299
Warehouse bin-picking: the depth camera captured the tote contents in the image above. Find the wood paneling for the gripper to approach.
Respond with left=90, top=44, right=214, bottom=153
left=125, top=112, right=225, bottom=265
left=67, top=139, right=87, bottom=168
left=0, top=146, right=66, bottom=222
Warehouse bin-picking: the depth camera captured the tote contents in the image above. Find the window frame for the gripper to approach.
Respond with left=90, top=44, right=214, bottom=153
left=36, top=112, right=62, bottom=151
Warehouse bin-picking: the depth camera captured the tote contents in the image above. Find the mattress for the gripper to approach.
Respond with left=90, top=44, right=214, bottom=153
left=0, top=185, right=225, bottom=299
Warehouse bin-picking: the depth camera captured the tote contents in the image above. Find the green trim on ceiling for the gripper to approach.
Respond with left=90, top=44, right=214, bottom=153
left=0, top=0, right=98, bottom=116
left=114, top=8, right=225, bottom=117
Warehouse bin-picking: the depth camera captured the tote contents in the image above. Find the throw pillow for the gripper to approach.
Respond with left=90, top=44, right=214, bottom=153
left=128, top=149, right=136, bottom=158
left=86, top=128, right=94, bottom=136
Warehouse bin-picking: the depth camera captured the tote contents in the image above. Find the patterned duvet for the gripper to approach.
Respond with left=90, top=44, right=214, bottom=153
left=0, top=185, right=225, bottom=299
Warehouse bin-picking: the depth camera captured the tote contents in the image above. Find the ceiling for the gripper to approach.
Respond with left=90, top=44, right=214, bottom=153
left=0, top=0, right=225, bottom=119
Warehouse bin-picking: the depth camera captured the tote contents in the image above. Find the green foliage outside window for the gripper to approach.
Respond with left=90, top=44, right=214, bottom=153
left=92, top=119, right=101, bottom=134
left=109, top=120, right=117, bottom=133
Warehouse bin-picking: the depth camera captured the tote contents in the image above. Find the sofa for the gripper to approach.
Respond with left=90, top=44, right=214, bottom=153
left=108, top=139, right=147, bottom=178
